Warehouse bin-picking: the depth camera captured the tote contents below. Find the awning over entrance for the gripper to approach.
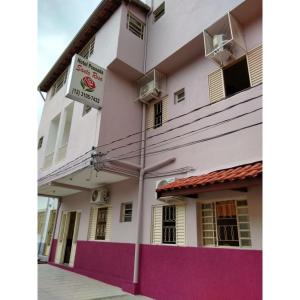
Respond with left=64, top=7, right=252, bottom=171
left=156, top=162, right=262, bottom=198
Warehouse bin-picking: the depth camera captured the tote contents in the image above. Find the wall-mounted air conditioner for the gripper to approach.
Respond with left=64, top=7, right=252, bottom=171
left=90, top=187, right=110, bottom=205
left=204, top=13, right=246, bottom=67
left=137, top=69, right=166, bottom=103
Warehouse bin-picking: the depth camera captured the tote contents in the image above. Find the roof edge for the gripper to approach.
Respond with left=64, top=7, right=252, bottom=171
left=38, top=0, right=150, bottom=92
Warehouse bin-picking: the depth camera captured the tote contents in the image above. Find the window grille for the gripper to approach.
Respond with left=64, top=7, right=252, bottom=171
left=162, top=205, right=176, bottom=244
left=120, top=203, right=133, bottom=222
left=51, top=68, right=68, bottom=97
left=95, top=207, right=108, bottom=240
left=127, top=13, right=145, bottom=39
left=201, top=200, right=251, bottom=247
left=154, top=101, right=163, bottom=128
left=174, top=88, right=185, bottom=103
left=153, top=2, right=165, bottom=22
left=79, top=36, right=95, bottom=59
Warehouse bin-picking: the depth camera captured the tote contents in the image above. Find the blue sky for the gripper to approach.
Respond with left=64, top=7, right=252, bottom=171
left=37, top=0, right=102, bottom=121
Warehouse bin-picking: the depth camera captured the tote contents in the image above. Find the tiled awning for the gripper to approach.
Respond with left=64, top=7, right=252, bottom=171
left=156, top=162, right=262, bottom=197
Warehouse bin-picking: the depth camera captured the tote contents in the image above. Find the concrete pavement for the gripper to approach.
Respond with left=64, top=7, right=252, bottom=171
left=38, top=264, right=151, bottom=300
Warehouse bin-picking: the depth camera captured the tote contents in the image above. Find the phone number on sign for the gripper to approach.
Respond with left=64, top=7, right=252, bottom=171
left=71, top=88, right=100, bottom=104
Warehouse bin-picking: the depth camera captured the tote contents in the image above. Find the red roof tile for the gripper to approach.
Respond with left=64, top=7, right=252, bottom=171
left=156, top=162, right=262, bottom=192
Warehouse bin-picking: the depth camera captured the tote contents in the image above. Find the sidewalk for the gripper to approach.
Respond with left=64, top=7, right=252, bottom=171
left=38, top=264, right=151, bottom=300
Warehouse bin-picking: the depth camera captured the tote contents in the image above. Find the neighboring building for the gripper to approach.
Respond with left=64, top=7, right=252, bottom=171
left=37, top=196, right=58, bottom=261
left=38, top=0, right=262, bottom=299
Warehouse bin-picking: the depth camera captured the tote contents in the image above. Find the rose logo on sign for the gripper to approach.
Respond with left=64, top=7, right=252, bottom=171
left=80, top=76, right=96, bottom=92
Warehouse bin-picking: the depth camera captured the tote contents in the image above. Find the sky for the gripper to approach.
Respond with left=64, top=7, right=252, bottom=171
left=37, top=0, right=103, bottom=122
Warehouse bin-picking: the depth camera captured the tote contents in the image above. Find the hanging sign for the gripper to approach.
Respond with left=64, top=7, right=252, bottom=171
left=65, top=54, right=106, bottom=109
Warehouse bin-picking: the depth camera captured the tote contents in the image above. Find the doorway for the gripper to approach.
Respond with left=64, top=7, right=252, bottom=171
left=63, top=211, right=76, bottom=264
left=55, top=211, right=81, bottom=266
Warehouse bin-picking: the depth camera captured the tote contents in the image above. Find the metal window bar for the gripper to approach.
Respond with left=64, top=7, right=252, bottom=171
left=162, top=206, right=176, bottom=244
left=123, top=203, right=132, bottom=222
left=154, top=101, right=163, bottom=128
left=127, top=13, right=144, bottom=39
left=175, top=89, right=185, bottom=103
left=95, top=207, right=107, bottom=240
left=154, top=2, right=165, bottom=22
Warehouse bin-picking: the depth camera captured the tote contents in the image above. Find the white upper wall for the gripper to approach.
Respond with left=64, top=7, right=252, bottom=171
left=146, top=0, right=244, bottom=71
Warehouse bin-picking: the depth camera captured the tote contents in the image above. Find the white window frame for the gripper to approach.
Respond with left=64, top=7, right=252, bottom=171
left=200, top=198, right=252, bottom=249
left=51, top=68, right=68, bottom=98
left=153, top=2, right=165, bottom=22
left=127, top=12, right=145, bottom=40
left=174, top=88, right=185, bottom=104
left=120, top=202, right=133, bottom=222
left=79, top=36, right=95, bottom=59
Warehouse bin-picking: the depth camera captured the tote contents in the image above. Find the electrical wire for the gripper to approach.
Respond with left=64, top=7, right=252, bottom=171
left=98, top=94, right=262, bottom=156
left=39, top=105, right=262, bottom=183
left=99, top=122, right=262, bottom=164
left=38, top=93, right=262, bottom=183
left=103, top=107, right=262, bottom=160
left=94, top=90, right=262, bottom=150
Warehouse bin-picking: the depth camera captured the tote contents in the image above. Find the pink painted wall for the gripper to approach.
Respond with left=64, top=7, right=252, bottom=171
left=49, top=240, right=262, bottom=300
left=139, top=244, right=262, bottom=300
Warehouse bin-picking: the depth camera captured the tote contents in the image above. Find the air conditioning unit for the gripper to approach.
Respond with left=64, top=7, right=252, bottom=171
left=137, top=69, right=166, bottom=103
left=139, top=80, right=159, bottom=100
left=212, top=34, right=230, bottom=52
left=90, top=187, right=110, bottom=205
left=204, top=13, right=246, bottom=67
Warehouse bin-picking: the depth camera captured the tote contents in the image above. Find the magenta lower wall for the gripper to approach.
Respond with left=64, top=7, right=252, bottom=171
left=49, top=239, right=135, bottom=290
left=139, top=244, right=262, bottom=300
left=48, top=240, right=262, bottom=300
left=49, top=239, right=57, bottom=263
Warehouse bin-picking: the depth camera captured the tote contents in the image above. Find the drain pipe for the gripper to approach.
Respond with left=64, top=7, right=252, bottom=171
left=132, top=0, right=152, bottom=290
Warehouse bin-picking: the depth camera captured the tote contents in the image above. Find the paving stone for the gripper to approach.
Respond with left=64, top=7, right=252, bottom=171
left=38, top=264, right=151, bottom=300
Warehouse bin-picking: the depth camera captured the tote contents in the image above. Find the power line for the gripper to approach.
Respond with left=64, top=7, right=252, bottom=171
left=100, top=108, right=262, bottom=162
left=40, top=106, right=261, bottom=182
left=94, top=91, right=262, bottom=151
left=103, top=100, right=262, bottom=157
left=99, top=122, right=262, bottom=164
left=38, top=93, right=262, bottom=183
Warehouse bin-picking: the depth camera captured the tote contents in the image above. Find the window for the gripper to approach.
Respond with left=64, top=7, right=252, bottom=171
left=38, top=136, right=43, bottom=150
left=82, top=104, right=91, bottom=116
left=51, top=68, right=68, bottom=97
left=95, top=207, right=108, bottom=240
left=162, top=205, right=176, bottom=244
left=174, top=88, right=185, bottom=103
left=127, top=13, right=145, bottom=39
left=153, top=2, right=165, bottom=22
left=38, top=211, right=46, bottom=234
left=223, top=57, right=250, bottom=97
left=201, top=200, right=251, bottom=247
left=79, top=36, right=95, bottom=59
left=154, top=101, right=163, bottom=128
left=120, top=203, right=133, bottom=222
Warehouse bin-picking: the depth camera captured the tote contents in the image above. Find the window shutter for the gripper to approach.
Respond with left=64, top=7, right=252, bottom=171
left=247, top=45, right=262, bottom=87
left=208, top=69, right=225, bottom=103
left=147, top=103, right=154, bottom=129
left=152, top=206, right=162, bottom=244
left=162, top=96, right=168, bottom=124
left=55, top=212, right=69, bottom=264
left=176, top=205, right=186, bottom=246
left=236, top=200, right=252, bottom=247
left=69, top=212, right=81, bottom=267
left=87, top=207, right=98, bottom=241
left=105, top=206, right=112, bottom=241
